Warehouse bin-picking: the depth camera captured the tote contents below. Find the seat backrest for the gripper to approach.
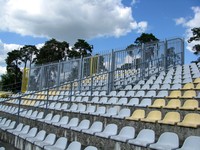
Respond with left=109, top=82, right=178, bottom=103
left=152, top=99, right=165, bottom=107
left=90, top=121, right=103, bottom=132
left=183, top=113, right=200, bottom=124
left=183, top=90, right=196, bottom=98
left=146, top=111, right=161, bottom=120
left=117, top=91, right=126, bottom=97
left=139, top=98, right=151, bottom=106
left=61, top=103, right=68, bottom=110
left=99, top=97, right=108, bottom=103
left=109, top=91, right=117, bottom=96
left=157, top=132, right=179, bottom=147
left=136, top=129, right=155, bottom=142
left=27, top=127, right=38, bottom=136
left=157, top=90, right=168, bottom=97
left=117, top=98, right=128, bottom=105
left=135, top=91, right=145, bottom=97
left=45, top=113, right=53, bottom=120
left=44, top=133, right=56, bottom=144
left=127, top=98, right=139, bottom=105
left=118, top=126, right=135, bottom=138
left=68, top=118, right=79, bottom=126
left=82, top=97, right=89, bottom=102
left=51, top=115, right=61, bottom=122
left=96, top=106, right=106, bottom=114
left=104, top=124, right=118, bottom=134
left=126, top=91, right=135, bottom=97
left=66, top=141, right=81, bottom=150
left=182, top=99, right=198, bottom=108
left=131, top=109, right=145, bottom=119
left=36, top=130, right=46, bottom=140
left=78, top=119, right=90, bottom=128
left=183, top=83, right=195, bottom=89
left=84, top=146, right=98, bottom=150
left=21, top=125, right=30, bottom=134
left=14, top=123, right=23, bottom=132
left=54, top=137, right=68, bottom=149
left=69, top=104, right=78, bottom=110
left=86, top=106, right=96, bottom=113
left=107, top=97, right=118, bottom=104
left=167, top=99, right=181, bottom=107
left=91, top=97, right=99, bottom=103
left=163, top=112, right=180, bottom=122
left=118, top=108, right=130, bottom=117
left=59, top=116, right=69, bottom=124
left=180, top=136, right=200, bottom=150
left=169, top=90, right=181, bottom=97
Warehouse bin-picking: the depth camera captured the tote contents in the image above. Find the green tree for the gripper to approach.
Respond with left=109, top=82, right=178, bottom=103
left=134, top=33, right=159, bottom=45
left=69, top=39, right=93, bottom=58
left=3, top=49, right=22, bottom=91
left=188, top=27, right=200, bottom=55
left=36, top=38, right=69, bottom=64
left=20, top=45, right=38, bottom=69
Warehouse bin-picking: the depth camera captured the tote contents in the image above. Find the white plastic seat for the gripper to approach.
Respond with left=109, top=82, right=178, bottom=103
left=66, top=141, right=81, bottom=150
left=65, top=104, right=78, bottom=112
left=45, top=114, right=60, bottom=124
left=144, top=91, right=156, bottom=97
left=12, top=125, right=30, bottom=136
left=84, top=146, right=98, bottom=150
left=135, top=98, right=151, bottom=107
left=0, top=119, right=11, bottom=128
left=116, top=98, right=128, bottom=105
left=95, top=123, right=118, bottom=138
left=82, top=105, right=96, bottom=114
left=110, top=126, right=135, bottom=142
left=134, top=91, right=145, bottom=97
left=73, top=104, right=86, bottom=113
left=7, top=123, right=23, bottom=134
left=112, top=108, right=130, bottom=119
left=19, top=127, right=38, bottom=139
left=26, top=130, right=46, bottom=143
left=104, top=97, right=118, bottom=104
left=101, top=107, right=118, bottom=117
left=89, top=97, right=99, bottom=103
left=34, top=133, right=56, bottom=148
left=90, top=106, right=106, bottom=115
left=1, top=121, right=16, bottom=131
left=128, top=129, right=155, bottom=147
left=151, top=84, right=160, bottom=90
left=61, top=118, right=79, bottom=129
left=97, top=97, right=108, bottom=104
left=31, top=112, right=44, bottom=120
left=176, top=136, right=200, bottom=150
left=125, top=91, right=135, bottom=97
left=54, top=103, right=61, bottom=110
left=44, top=137, right=68, bottom=150
left=125, top=98, right=139, bottom=106
left=52, top=116, right=69, bottom=126
left=60, top=103, right=68, bottom=110
left=28, top=111, right=38, bottom=119
left=82, top=121, right=103, bottom=135
left=117, top=91, right=126, bottom=97
left=71, top=119, right=90, bottom=131
left=155, top=90, right=168, bottom=97
left=109, top=91, right=117, bottom=96
left=149, top=132, right=179, bottom=150
left=38, top=113, right=53, bottom=122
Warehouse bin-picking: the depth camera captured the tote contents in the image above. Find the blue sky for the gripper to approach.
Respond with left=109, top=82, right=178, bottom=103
left=0, top=0, right=200, bottom=75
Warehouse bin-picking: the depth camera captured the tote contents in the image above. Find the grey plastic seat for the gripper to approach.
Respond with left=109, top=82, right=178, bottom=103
left=45, top=114, right=60, bottom=124
left=71, top=119, right=90, bottom=131
left=66, top=141, right=81, bottom=150
left=26, top=130, right=46, bottom=143
left=128, top=129, right=155, bottom=147
left=95, top=123, right=118, bottom=138
left=44, top=137, right=68, bottom=150
left=112, top=108, right=130, bottom=119
left=61, top=118, right=79, bottom=129
left=82, top=121, right=103, bottom=135
left=52, top=116, right=69, bottom=126
left=176, top=136, right=200, bottom=150
left=110, top=126, right=135, bottom=142
left=149, top=132, right=179, bottom=150
left=34, top=133, right=56, bottom=148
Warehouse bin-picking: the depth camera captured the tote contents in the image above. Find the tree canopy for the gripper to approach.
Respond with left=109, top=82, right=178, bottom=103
left=188, top=27, right=200, bottom=55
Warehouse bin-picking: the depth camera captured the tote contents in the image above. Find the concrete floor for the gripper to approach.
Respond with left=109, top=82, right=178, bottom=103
left=0, top=141, right=18, bottom=150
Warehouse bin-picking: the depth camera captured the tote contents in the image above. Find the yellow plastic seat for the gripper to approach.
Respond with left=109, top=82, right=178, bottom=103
left=167, top=90, right=181, bottom=98
left=177, top=113, right=200, bottom=128
left=194, top=78, right=200, bottom=83
left=29, top=100, right=36, bottom=106
left=182, top=90, right=196, bottom=98
left=51, top=91, right=56, bottom=95
left=126, top=109, right=145, bottom=121
left=149, top=99, right=166, bottom=108
left=40, top=95, right=45, bottom=100
left=182, top=83, right=195, bottom=90
left=140, top=110, right=162, bottom=123
left=179, top=99, right=199, bottom=110
left=158, top=112, right=180, bottom=125
left=163, top=99, right=181, bottom=109
left=26, top=100, right=32, bottom=106
left=195, top=83, right=200, bottom=90
left=22, top=100, right=28, bottom=105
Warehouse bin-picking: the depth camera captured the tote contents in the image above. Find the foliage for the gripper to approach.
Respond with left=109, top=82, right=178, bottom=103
left=36, top=38, right=69, bottom=64
left=20, top=45, right=38, bottom=68
left=69, top=39, right=93, bottom=58
left=134, top=33, right=159, bottom=45
left=188, top=27, right=200, bottom=55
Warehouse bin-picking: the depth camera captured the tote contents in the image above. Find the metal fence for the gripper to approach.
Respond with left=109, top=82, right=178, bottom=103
left=28, top=38, right=184, bottom=92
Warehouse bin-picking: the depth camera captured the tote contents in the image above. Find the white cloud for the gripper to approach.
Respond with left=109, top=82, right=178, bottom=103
left=131, top=0, right=139, bottom=6
left=0, top=0, right=148, bottom=44
left=175, top=6, right=200, bottom=52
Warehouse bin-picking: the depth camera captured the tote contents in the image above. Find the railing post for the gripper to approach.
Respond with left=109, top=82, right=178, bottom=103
left=57, top=61, right=61, bottom=90
left=107, top=50, right=115, bottom=94
left=164, top=40, right=168, bottom=72
left=17, top=96, right=21, bottom=125
left=78, top=57, right=83, bottom=92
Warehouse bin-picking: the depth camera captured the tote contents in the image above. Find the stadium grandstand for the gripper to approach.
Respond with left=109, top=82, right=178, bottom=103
left=0, top=37, right=200, bottom=150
